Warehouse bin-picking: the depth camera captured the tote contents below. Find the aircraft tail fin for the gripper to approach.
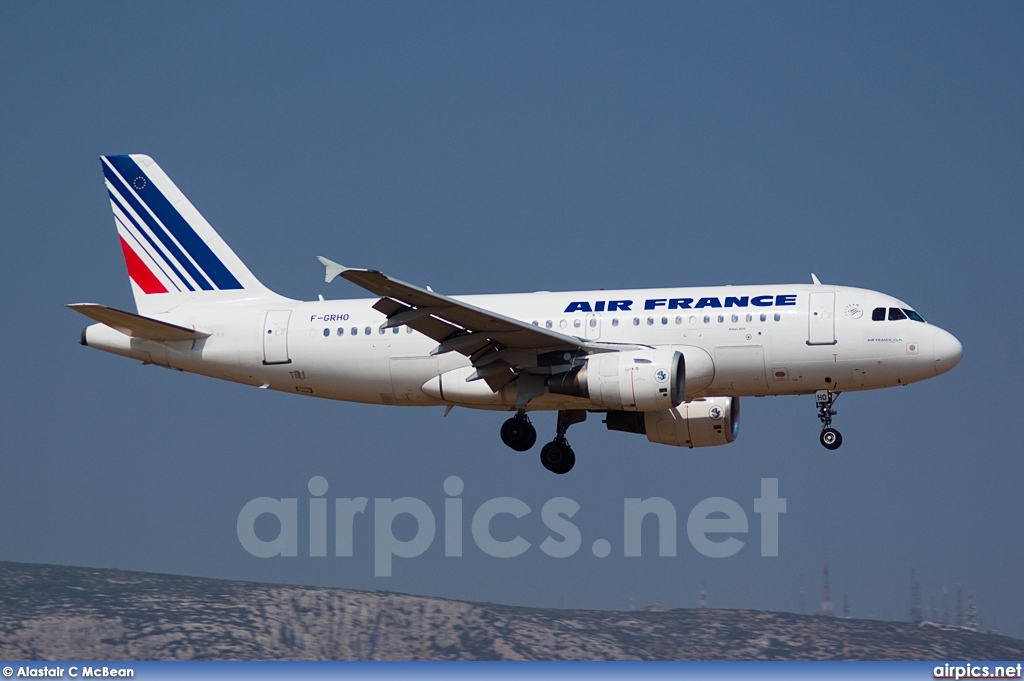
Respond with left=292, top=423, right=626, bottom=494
left=101, top=154, right=283, bottom=314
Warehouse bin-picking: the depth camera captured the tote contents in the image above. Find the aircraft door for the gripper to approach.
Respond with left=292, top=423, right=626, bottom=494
left=263, top=310, right=292, bottom=365
left=390, top=356, right=440, bottom=403
left=807, top=291, right=837, bottom=345
left=585, top=313, right=601, bottom=340
left=713, top=345, right=767, bottom=393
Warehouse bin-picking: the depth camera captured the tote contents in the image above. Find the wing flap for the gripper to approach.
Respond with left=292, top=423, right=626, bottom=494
left=372, top=298, right=462, bottom=344
left=68, top=303, right=210, bottom=341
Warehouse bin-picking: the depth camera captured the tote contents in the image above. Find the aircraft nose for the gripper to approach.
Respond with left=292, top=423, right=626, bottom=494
left=932, top=328, right=963, bottom=376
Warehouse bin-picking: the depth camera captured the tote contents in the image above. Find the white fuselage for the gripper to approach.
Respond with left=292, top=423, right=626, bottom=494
left=82, top=283, right=962, bottom=412
left=77, top=153, right=966, bottom=468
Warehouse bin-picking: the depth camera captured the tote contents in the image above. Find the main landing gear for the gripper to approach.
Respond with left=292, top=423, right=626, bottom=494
left=500, top=409, right=585, bottom=474
left=815, top=390, right=843, bottom=450
left=499, top=411, right=537, bottom=452
left=539, top=410, right=585, bottom=475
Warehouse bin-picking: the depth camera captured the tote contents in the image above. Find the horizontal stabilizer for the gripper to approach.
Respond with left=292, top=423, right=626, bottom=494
left=67, top=303, right=210, bottom=341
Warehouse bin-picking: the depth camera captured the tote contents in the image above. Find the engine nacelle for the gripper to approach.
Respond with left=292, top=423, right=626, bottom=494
left=605, top=396, right=739, bottom=448
left=548, top=347, right=684, bottom=411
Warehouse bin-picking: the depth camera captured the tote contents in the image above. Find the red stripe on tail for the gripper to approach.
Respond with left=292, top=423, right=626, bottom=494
left=119, top=237, right=168, bottom=294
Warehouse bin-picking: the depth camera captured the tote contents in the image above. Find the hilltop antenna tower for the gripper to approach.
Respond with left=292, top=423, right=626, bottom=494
left=909, top=569, right=922, bottom=623
left=967, top=595, right=978, bottom=631
left=956, top=585, right=963, bottom=626
left=699, top=582, right=707, bottom=609
left=822, top=547, right=834, bottom=617
left=799, top=574, right=806, bottom=615
left=942, top=586, right=950, bottom=625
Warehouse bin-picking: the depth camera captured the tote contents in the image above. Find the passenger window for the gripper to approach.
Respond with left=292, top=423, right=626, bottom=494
left=379, top=327, right=386, bottom=335
left=888, top=307, right=907, bottom=321
left=545, top=320, right=553, bottom=329
left=392, top=327, right=399, bottom=334
left=633, top=317, right=640, bottom=326
left=731, top=314, right=738, bottom=323
left=323, top=328, right=330, bottom=337
left=746, top=314, right=752, bottom=322
left=675, top=316, right=683, bottom=325
left=647, top=317, right=654, bottom=325
left=364, top=326, right=371, bottom=335
left=760, top=313, right=766, bottom=322
left=717, top=315, right=724, bottom=323
left=611, top=318, right=619, bottom=327
left=872, top=307, right=886, bottom=321
left=531, top=320, right=539, bottom=326
left=337, top=328, right=344, bottom=336
left=661, top=316, right=668, bottom=325
left=573, top=319, right=581, bottom=328
left=774, top=313, right=781, bottom=321
left=589, top=318, right=597, bottom=328
left=407, top=327, right=413, bottom=333
left=689, top=316, right=696, bottom=325
left=703, top=315, right=710, bottom=324
left=350, top=327, right=358, bottom=336
left=559, top=319, right=568, bottom=329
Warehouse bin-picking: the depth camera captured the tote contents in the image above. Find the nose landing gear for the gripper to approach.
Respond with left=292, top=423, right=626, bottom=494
left=820, top=427, right=842, bottom=449
left=816, top=390, right=843, bottom=450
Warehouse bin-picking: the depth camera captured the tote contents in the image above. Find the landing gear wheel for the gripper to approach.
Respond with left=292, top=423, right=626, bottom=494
left=814, top=390, right=843, bottom=450
left=820, top=428, right=843, bottom=450
left=500, top=415, right=537, bottom=452
left=540, top=439, right=576, bottom=474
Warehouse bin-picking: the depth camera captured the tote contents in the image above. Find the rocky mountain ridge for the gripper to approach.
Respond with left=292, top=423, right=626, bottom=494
left=1, top=562, right=1021, bottom=660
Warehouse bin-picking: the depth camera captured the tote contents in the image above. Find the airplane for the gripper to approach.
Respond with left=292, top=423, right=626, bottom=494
left=71, top=155, right=963, bottom=474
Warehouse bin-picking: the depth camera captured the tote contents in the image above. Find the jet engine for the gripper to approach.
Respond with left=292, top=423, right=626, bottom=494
left=605, top=396, right=739, bottom=448
left=547, top=347, right=684, bottom=411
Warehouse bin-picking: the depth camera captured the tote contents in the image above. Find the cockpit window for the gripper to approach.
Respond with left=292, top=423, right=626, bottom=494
left=903, top=309, right=926, bottom=322
left=871, top=307, right=886, bottom=321
left=888, top=307, right=907, bottom=321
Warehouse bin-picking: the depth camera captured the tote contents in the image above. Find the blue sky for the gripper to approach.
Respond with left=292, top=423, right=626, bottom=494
left=1, top=2, right=1022, bottom=637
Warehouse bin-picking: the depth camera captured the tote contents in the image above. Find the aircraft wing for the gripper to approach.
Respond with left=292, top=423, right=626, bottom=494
left=318, top=257, right=632, bottom=391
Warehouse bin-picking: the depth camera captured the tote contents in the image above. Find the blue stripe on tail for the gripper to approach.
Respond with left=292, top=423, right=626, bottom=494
left=104, top=156, right=243, bottom=291
left=103, top=161, right=212, bottom=291
left=108, top=190, right=191, bottom=292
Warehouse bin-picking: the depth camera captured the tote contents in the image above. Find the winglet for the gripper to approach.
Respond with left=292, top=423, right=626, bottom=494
left=317, top=256, right=347, bottom=283
left=811, top=273, right=822, bottom=285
